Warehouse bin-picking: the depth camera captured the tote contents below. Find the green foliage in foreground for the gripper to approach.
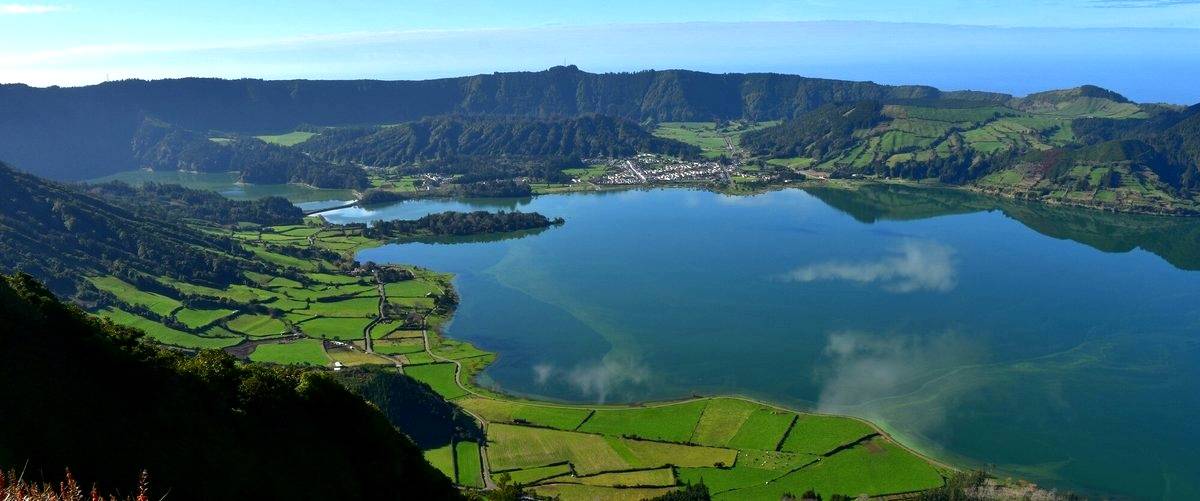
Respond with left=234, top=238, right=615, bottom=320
left=0, top=273, right=460, bottom=501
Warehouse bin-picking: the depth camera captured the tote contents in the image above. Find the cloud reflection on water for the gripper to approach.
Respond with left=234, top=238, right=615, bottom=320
left=814, top=330, right=982, bottom=437
left=530, top=354, right=649, bottom=403
left=781, top=239, right=957, bottom=292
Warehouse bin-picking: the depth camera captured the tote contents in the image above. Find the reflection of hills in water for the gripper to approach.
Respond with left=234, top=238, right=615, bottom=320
left=805, top=184, right=1200, bottom=271
left=359, top=196, right=535, bottom=213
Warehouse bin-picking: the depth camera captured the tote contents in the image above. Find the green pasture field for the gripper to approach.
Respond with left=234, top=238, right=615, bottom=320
left=173, top=307, right=236, bottom=329
left=243, top=271, right=274, bottom=285
left=267, top=276, right=303, bottom=288
left=495, top=463, right=572, bottom=486
left=531, top=484, right=676, bottom=501
left=456, top=398, right=592, bottom=430
left=389, top=296, right=435, bottom=310
left=326, top=347, right=392, bottom=366
left=88, top=276, right=182, bottom=317
left=226, top=314, right=289, bottom=337
left=383, top=280, right=442, bottom=297
left=285, top=283, right=374, bottom=302
left=404, top=363, right=468, bottom=399
left=276, top=225, right=322, bottom=237
left=454, top=440, right=484, bottom=488
left=780, top=414, right=876, bottom=455
left=297, top=316, right=374, bottom=340
left=568, top=467, right=675, bottom=487
left=265, top=296, right=309, bottom=311
left=562, top=165, right=609, bottom=182
left=725, top=439, right=943, bottom=499
left=247, top=246, right=317, bottom=271
left=765, top=157, right=814, bottom=169
left=384, top=329, right=427, bottom=339
left=487, top=423, right=630, bottom=475
left=654, top=121, right=779, bottom=158
left=372, top=338, right=426, bottom=355
left=98, top=307, right=241, bottom=349
left=726, top=408, right=795, bottom=451
left=200, top=325, right=240, bottom=338
left=431, top=339, right=491, bottom=361
left=577, top=400, right=708, bottom=443
left=248, top=339, right=328, bottom=366
left=305, top=272, right=364, bottom=285
left=399, top=350, right=436, bottom=365
left=367, top=321, right=398, bottom=339
left=894, top=105, right=1012, bottom=124
left=298, top=297, right=379, bottom=317
left=690, top=398, right=760, bottom=446
left=607, top=436, right=736, bottom=469
left=254, top=131, right=316, bottom=146
left=159, top=278, right=256, bottom=303
left=653, top=122, right=729, bottom=153
left=423, top=444, right=456, bottom=481
left=677, top=464, right=781, bottom=495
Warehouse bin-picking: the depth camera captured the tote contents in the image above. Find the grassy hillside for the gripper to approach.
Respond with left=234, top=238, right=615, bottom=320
left=740, top=87, right=1200, bottom=214
left=0, top=272, right=460, bottom=500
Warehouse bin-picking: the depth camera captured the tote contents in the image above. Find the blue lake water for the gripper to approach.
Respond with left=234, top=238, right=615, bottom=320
left=323, top=185, right=1200, bottom=499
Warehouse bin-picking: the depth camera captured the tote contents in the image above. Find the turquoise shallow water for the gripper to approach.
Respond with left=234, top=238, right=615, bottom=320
left=323, top=185, right=1200, bottom=499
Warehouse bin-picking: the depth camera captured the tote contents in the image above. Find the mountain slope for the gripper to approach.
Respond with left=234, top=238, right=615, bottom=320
left=0, top=163, right=273, bottom=295
left=0, top=272, right=461, bottom=500
left=0, top=66, right=1004, bottom=180
left=132, top=119, right=370, bottom=189
left=301, top=114, right=699, bottom=166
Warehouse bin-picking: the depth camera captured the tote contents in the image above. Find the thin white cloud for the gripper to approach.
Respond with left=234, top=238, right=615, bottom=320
left=781, top=239, right=957, bottom=293
left=0, top=4, right=66, bottom=14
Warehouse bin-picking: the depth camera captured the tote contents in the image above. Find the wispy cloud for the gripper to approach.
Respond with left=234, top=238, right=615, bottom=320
left=1092, top=0, right=1200, bottom=7
left=780, top=239, right=957, bottom=293
left=0, top=4, right=66, bottom=14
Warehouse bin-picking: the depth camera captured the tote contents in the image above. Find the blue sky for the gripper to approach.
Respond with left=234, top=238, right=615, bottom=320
left=3, top=1, right=1200, bottom=102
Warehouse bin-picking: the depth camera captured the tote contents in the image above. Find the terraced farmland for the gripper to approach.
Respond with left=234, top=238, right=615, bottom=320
left=82, top=206, right=950, bottom=500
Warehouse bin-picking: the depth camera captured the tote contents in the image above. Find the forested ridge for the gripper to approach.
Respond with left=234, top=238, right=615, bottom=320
left=0, top=66, right=1004, bottom=180
left=133, top=118, right=371, bottom=189
left=85, top=181, right=305, bottom=225
left=0, top=163, right=267, bottom=295
left=301, top=114, right=699, bottom=166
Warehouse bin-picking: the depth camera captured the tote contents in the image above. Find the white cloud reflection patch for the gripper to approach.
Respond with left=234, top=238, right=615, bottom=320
left=781, top=239, right=957, bottom=293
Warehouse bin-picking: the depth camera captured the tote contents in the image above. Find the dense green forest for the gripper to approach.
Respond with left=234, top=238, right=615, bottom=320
left=133, top=119, right=370, bottom=189
left=0, top=272, right=461, bottom=500
left=361, top=211, right=564, bottom=238
left=300, top=115, right=699, bottom=166
left=85, top=181, right=305, bottom=225
left=0, top=66, right=1006, bottom=180
left=0, top=163, right=269, bottom=295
